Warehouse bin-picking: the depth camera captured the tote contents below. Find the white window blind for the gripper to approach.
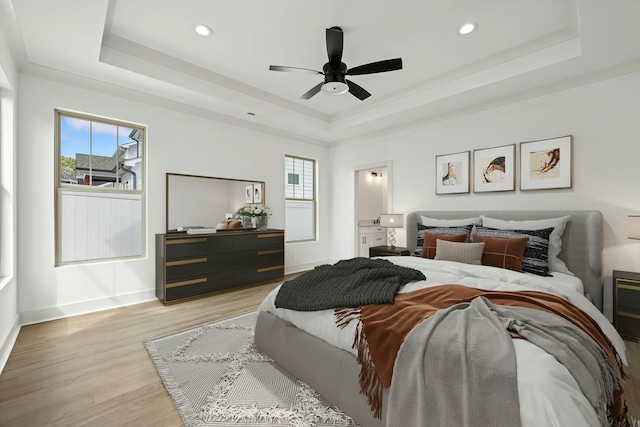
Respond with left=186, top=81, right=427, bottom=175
left=285, top=156, right=314, bottom=200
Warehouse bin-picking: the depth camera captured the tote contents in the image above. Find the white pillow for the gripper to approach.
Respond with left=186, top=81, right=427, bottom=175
left=434, top=240, right=485, bottom=265
left=480, top=215, right=571, bottom=274
left=421, top=215, right=482, bottom=227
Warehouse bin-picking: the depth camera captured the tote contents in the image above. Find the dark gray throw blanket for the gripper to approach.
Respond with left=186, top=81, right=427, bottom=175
left=274, top=257, right=426, bottom=311
left=388, top=296, right=622, bottom=427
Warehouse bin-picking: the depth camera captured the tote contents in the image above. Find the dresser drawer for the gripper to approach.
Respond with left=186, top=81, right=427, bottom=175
left=165, top=235, right=234, bottom=260
left=616, top=314, right=640, bottom=341
left=165, top=271, right=235, bottom=302
left=617, top=286, right=640, bottom=313
left=234, top=249, right=284, bottom=270
left=235, top=266, right=284, bottom=287
left=165, top=252, right=234, bottom=282
left=234, top=232, right=284, bottom=251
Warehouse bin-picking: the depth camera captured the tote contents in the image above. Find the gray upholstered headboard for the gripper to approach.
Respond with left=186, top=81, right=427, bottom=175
left=406, top=210, right=604, bottom=311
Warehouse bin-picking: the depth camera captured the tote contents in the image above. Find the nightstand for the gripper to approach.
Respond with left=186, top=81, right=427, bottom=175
left=369, top=245, right=410, bottom=257
left=613, top=270, right=640, bottom=342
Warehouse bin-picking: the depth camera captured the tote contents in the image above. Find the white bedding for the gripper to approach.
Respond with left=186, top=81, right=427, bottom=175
left=258, top=257, right=627, bottom=427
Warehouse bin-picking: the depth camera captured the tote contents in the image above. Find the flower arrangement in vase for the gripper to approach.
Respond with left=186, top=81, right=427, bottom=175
left=235, top=205, right=272, bottom=230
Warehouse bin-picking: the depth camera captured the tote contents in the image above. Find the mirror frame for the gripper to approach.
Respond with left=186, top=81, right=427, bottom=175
left=165, top=172, right=265, bottom=232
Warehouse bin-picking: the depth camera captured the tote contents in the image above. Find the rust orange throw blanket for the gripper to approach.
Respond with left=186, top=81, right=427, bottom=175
left=334, top=284, right=628, bottom=424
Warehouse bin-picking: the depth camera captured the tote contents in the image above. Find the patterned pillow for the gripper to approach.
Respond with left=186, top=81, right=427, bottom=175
left=473, top=226, right=554, bottom=276
left=420, top=232, right=468, bottom=259
left=414, top=223, right=474, bottom=257
left=472, top=235, right=529, bottom=272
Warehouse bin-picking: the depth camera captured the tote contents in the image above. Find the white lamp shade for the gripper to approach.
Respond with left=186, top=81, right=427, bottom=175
left=380, top=214, right=403, bottom=228
left=629, top=215, right=640, bottom=240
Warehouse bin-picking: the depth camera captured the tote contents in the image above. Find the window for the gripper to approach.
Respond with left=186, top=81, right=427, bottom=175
left=285, top=155, right=316, bottom=242
left=55, top=110, right=145, bottom=265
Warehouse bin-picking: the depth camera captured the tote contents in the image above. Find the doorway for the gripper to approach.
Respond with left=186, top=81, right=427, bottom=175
left=355, top=164, right=391, bottom=257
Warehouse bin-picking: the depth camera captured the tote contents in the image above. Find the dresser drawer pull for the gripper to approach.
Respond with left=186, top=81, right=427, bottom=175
left=167, top=277, right=208, bottom=288
left=166, top=238, right=207, bottom=245
left=618, top=284, right=640, bottom=291
left=258, top=233, right=285, bottom=239
left=166, top=257, right=207, bottom=267
left=257, top=265, right=284, bottom=273
left=618, top=310, right=640, bottom=320
left=257, top=249, right=284, bottom=256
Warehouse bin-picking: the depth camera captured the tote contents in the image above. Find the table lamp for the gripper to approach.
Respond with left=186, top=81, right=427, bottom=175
left=380, top=214, right=403, bottom=247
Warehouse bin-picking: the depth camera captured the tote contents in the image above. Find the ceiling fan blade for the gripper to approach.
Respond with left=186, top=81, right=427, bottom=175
left=326, top=26, right=343, bottom=68
left=300, top=82, right=323, bottom=100
left=346, top=79, right=371, bottom=100
left=347, top=58, right=403, bottom=76
left=269, top=65, right=322, bottom=75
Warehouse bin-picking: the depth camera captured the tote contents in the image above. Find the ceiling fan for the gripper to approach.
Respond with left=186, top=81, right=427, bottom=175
left=269, top=26, right=403, bottom=101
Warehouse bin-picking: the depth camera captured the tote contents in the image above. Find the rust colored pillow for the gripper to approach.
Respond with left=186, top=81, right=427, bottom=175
left=420, top=232, right=467, bottom=259
left=472, top=234, right=529, bottom=272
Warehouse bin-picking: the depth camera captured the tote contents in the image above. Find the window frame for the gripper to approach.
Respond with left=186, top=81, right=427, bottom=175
left=54, top=109, right=146, bottom=266
left=285, top=154, right=317, bottom=243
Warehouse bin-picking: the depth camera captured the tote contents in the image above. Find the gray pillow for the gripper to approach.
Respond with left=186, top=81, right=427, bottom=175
left=434, top=240, right=485, bottom=265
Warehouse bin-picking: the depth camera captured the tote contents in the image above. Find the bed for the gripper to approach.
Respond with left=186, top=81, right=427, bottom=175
left=255, top=210, right=629, bottom=427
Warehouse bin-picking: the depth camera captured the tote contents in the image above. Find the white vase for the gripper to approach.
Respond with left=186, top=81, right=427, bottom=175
left=255, top=216, right=268, bottom=230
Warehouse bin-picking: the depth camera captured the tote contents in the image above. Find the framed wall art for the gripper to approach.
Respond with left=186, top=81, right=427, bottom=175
left=473, top=144, right=515, bottom=193
left=245, top=184, right=254, bottom=203
left=520, top=135, right=572, bottom=190
left=253, top=184, right=263, bottom=204
left=435, top=151, right=470, bottom=195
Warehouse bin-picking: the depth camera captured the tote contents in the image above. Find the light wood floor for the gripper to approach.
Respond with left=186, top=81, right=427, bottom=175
left=1, top=281, right=639, bottom=426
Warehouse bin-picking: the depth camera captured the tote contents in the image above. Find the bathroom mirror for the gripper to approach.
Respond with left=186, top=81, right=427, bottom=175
left=166, top=173, right=265, bottom=232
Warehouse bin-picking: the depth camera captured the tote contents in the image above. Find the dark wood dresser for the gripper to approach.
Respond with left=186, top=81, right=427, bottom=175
left=156, top=229, right=284, bottom=304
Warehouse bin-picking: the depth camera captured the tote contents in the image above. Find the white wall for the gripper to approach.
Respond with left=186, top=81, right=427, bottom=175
left=0, top=22, right=19, bottom=372
left=16, top=74, right=330, bottom=323
left=329, top=71, right=640, bottom=318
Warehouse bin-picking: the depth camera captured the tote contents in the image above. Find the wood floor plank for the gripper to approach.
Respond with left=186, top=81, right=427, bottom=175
left=1, top=278, right=639, bottom=425
left=0, top=281, right=281, bottom=427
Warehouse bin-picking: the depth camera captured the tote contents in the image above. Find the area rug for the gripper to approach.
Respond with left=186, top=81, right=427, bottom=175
left=144, top=311, right=357, bottom=427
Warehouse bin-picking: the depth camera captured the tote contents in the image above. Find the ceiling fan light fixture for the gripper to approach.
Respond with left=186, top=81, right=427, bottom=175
left=195, top=24, right=213, bottom=37
left=459, top=22, right=477, bottom=35
left=321, top=81, right=349, bottom=95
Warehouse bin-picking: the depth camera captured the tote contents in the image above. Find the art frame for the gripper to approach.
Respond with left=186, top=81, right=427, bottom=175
left=473, top=144, right=516, bottom=193
left=435, top=151, right=470, bottom=195
left=253, top=184, right=262, bottom=204
left=245, top=184, right=254, bottom=203
left=520, top=135, right=572, bottom=191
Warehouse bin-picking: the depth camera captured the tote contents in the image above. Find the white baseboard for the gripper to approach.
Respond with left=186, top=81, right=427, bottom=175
left=19, top=290, right=157, bottom=327
left=0, top=314, right=21, bottom=374
left=285, top=259, right=330, bottom=275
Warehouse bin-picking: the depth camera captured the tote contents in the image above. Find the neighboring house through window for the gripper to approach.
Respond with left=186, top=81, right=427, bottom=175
left=285, top=155, right=316, bottom=242
left=55, top=110, right=145, bottom=264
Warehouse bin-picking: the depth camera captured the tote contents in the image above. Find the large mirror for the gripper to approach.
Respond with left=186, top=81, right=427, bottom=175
left=166, top=173, right=265, bottom=232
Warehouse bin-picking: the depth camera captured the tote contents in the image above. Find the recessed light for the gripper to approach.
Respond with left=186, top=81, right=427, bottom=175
left=195, top=24, right=213, bottom=37
left=459, top=22, right=476, bottom=35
